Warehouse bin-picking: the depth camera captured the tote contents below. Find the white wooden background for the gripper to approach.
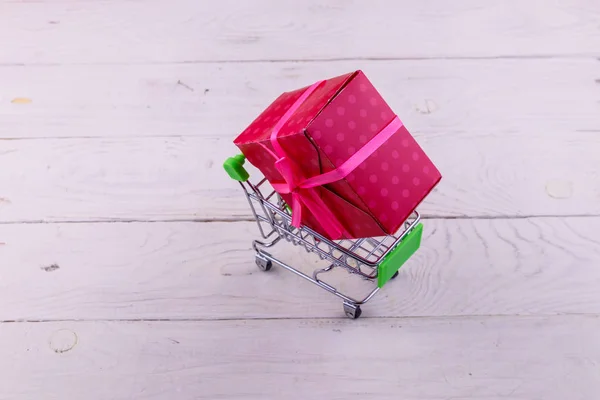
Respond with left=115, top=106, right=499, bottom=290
left=1, top=1, right=600, bottom=398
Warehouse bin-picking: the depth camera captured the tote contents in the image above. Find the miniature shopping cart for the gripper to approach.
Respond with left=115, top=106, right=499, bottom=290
left=224, top=154, right=424, bottom=319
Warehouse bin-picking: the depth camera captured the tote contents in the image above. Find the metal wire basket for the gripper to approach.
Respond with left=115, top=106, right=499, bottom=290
left=225, top=154, right=424, bottom=319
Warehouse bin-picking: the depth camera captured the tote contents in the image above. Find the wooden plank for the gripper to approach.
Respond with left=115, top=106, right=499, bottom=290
left=2, top=0, right=599, bottom=65
left=1, top=316, right=600, bottom=399
left=1, top=127, right=600, bottom=222
left=1, top=59, right=599, bottom=139
left=1, top=217, right=600, bottom=321
left=3, top=60, right=598, bottom=221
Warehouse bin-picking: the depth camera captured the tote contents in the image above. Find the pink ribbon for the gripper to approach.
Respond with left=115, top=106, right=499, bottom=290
left=267, top=80, right=403, bottom=240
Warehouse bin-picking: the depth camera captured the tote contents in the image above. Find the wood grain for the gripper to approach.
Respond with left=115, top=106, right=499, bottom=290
left=1, top=129, right=599, bottom=223
left=4, top=1, right=600, bottom=397
left=1, top=59, right=599, bottom=139
left=1, top=316, right=600, bottom=399
left=1, top=217, right=599, bottom=321
left=2, top=0, right=599, bottom=65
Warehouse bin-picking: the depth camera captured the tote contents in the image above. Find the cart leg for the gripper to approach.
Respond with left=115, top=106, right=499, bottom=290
left=343, top=302, right=362, bottom=319
left=255, top=252, right=273, bottom=271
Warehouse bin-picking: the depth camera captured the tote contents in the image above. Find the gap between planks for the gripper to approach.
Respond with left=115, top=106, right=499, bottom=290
left=1, top=214, right=599, bottom=225
left=1, top=54, right=598, bottom=68
left=2, top=312, right=600, bottom=324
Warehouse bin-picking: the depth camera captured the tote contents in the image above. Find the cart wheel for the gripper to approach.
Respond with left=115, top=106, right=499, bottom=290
left=391, top=271, right=399, bottom=279
left=255, top=254, right=272, bottom=271
left=343, top=302, right=362, bottom=319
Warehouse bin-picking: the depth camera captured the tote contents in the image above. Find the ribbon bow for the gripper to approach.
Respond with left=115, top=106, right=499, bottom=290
left=267, top=80, right=403, bottom=240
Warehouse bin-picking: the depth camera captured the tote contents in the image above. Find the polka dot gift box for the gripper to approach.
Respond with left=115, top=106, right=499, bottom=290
left=234, top=70, right=441, bottom=240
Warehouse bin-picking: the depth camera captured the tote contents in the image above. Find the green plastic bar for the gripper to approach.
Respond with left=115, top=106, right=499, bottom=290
left=377, top=223, right=423, bottom=288
left=223, top=154, right=250, bottom=182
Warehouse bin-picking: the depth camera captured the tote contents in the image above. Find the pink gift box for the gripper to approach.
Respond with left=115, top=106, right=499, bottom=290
left=234, top=70, right=441, bottom=240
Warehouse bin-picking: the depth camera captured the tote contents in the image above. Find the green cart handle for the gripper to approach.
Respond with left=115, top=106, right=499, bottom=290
left=225, top=154, right=293, bottom=213
left=223, top=154, right=250, bottom=182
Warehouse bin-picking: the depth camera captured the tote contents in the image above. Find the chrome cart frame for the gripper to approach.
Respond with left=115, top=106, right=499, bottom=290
left=225, top=154, right=424, bottom=319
